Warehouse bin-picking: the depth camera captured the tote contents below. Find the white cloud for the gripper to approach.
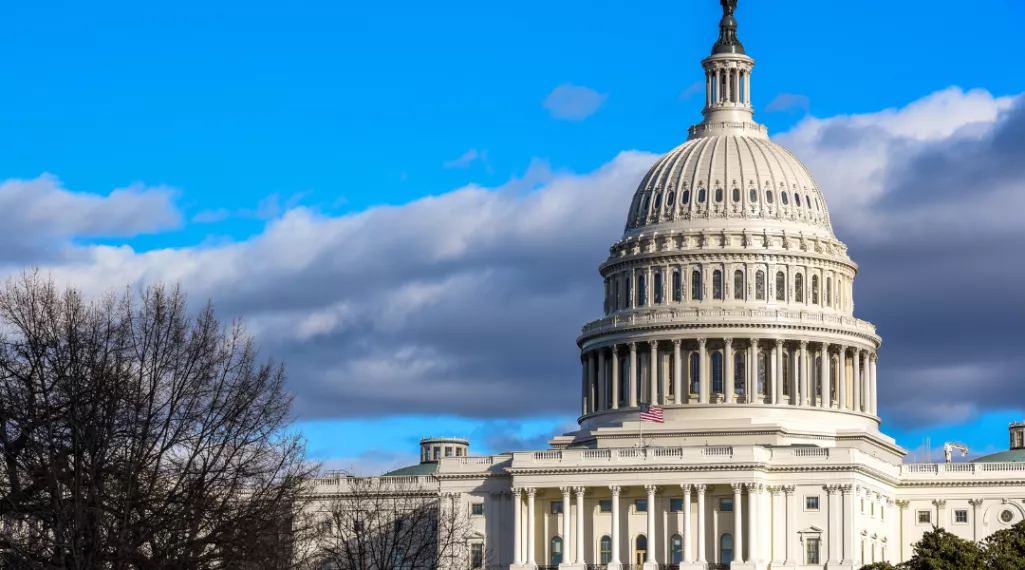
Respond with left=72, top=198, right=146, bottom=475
left=678, top=81, right=705, bottom=101
left=764, top=93, right=810, bottom=114
left=543, top=84, right=607, bottom=121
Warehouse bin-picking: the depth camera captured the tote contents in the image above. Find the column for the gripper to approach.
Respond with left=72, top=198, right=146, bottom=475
left=853, top=349, right=862, bottom=412
left=513, top=488, right=524, bottom=566
left=725, top=68, right=732, bottom=102
left=696, top=485, right=707, bottom=564
left=698, top=339, right=709, bottom=404
left=581, top=358, right=588, bottom=416
left=732, top=484, right=745, bottom=564
left=649, top=341, right=659, bottom=404
left=645, top=485, right=658, bottom=565
left=747, top=484, right=760, bottom=565
left=682, top=484, right=693, bottom=563
left=933, top=499, right=947, bottom=528
left=724, top=338, right=735, bottom=403
left=575, top=488, right=586, bottom=564
left=628, top=343, right=638, bottom=407
left=588, top=353, right=597, bottom=413
left=870, top=354, right=878, bottom=415
left=748, top=340, right=758, bottom=404
left=597, top=350, right=607, bottom=412
left=783, top=486, right=796, bottom=566
left=714, top=68, right=722, bottom=104
left=842, top=485, right=855, bottom=566
left=969, top=499, right=983, bottom=542
left=561, top=487, right=573, bottom=565
left=745, top=69, right=751, bottom=106
left=771, top=488, right=785, bottom=566
left=610, top=486, right=622, bottom=565
left=838, top=346, right=848, bottom=410
left=799, top=341, right=809, bottom=406
left=526, top=488, right=537, bottom=565
left=673, top=340, right=683, bottom=404
left=820, top=343, right=830, bottom=408
left=826, top=485, right=840, bottom=565
left=775, top=339, right=785, bottom=405
left=611, top=346, right=620, bottom=410
left=705, top=71, right=712, bottom=107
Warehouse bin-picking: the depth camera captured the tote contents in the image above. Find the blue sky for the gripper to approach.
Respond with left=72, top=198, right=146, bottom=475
left=1, top=0, right=1023, bottom=472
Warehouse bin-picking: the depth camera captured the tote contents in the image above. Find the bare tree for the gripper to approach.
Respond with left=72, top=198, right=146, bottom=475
left=0, top=272, right=319, bottom=570
left=313, top=475, right=489, bottom=570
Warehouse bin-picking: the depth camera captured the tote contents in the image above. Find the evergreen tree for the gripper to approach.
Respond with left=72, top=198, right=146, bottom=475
left=903, top=526, right=983, bottom=570
left=982, top=520, right=1025, bottom=570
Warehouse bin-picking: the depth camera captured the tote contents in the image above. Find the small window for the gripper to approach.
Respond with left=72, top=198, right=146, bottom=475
left=445, top=447, right=453, bottom=457
left=806, top=195, right=812, bottom=208
left=654, top=192, right=663, bottom=209
left=715, top=188, right=724, bottom=203
left=721, top=533, right=734, bottom=563
left=734, top=270, right=745, bottom=300
left=670, top=498, right=684, bottom=512
left=637, top=274, right=647, bottom=306
left=713, top=270, right=723, bottom=300
left=551, top=536, right=564, bottom=565
left=860, top=498, right=865, bottom=513
left=871, top=502, right=875, bottom=517
left=671, top=534, right=684, bottom=564
left=750, top=188, right=759, bottom=202
left=672, top=270, right=682, bottom=302
left=641, top=195, right=650, bottom=213
left=600, top=536, right=612, bottom=564
left=755, top=270, right=765, bottom=300
left=471, top=543, right=484, bottom=569
left=795, top=274, right=805, bottom=303
left=667, top=191, right=676, bottom=206
left=682, top=190, right=691, bottom=204
left=654, top=272, right=663, bottom=304
left=471, top=503, right=484, bottom=516
left=1001, top=509, right=1015, bottom=523
left=551, top=501, right=564, bottom=515
left=395, top=519, right=404, bottom=532
left=732, top=187, right=741, bottom=202
left=775, top=271, right=786, bottom=301
left=806, top=496, right=820, bottom=511
left=917, top=510, right=932, bottom=524
left=692, top=270, right=703, bottom=301
left=955, top=509, right=969, bottom=524
left=781, top=191, right=789, bottom=205
left=720, top=498, right=734, bottom=512
left=635, top=499, right=648, bottom=513
left=698, top=188, right=707, bottom=203
left=766, top=190, right=774, bottom=204
left=815, top=198, right=820, bottom=211
left=812, top=275, right=820, bottom=305
left=599, top=500, right=612, bottom=513
left=795, top=193, right=802, bottom=207
left=807, top=537, right=821, bottom=564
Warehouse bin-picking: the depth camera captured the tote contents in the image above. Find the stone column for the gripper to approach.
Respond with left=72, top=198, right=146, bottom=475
left=841, top=485, right=855, bottom=566
left=581, top=358, right=588, bottom=416
left=825, top=485, right=840, bottom=565
left=698, top=339, right=709, bottom=404
left=732, top=483, right=745, bottom=564
left=748, top=340, right=758, bottom=403
left=645, top=485, right=658, bottom=566
left=588, top=353, right=597, bottom=413
left=682, top=484, right=693, bottom=563
left=715, top=68, right=722, bottom=103
left=870, top=354, right=878, bottom=415
left=820, top=343, right=830, bottom=408
left=706, top=71, right=712, bottom=107
left=512, top=488, right=523, bottom=566
left=771, top=488, right=785, bottom=567
left=799, top=341, right=809, bottom=406
left=747, top=484, right=760, bottom=565
left=629, top=343, right=638, bottom=407
left=610, top=486, right=622, bottom=565
left=745, top=69, right=751, bottom=106
left=560, top=487, right=574, bottom=565
left=526, top=488, right=537, bottom=565
left=649, top=341, right=659, bottom=404
left=838, top=346, right=848, bottom=410
left=783, top=486, right=796, bottom=566
left=611, top=346, right=620, bottom=410
left=853, top=349, right=862, bottom=412
left=724, top=338, right=735, bottom=403
left=597, top=350, right=607, bottom=412
left=970, top=498, right=983, bottom=542
left=933, top=499, right=947, bottom=528
left=696, top=484, right=708, bottom=564
left=673, top=340, right=683, bottom=404
left=575, top=487, right=586, bottom=565
left=775, top=339, right=785, bottom=405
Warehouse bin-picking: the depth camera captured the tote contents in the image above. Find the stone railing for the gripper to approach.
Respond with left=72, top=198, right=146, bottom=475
left=307, top=474, right=437, bottom=493
left=510, top=445, right=770, bottom=469
left=580, top=307, right=876, bottom=336
left=437, top=454, right=512, bottom=475
left=900, top=462, right=1025, bottom=476
left=793, top=448, right=830, bottom=458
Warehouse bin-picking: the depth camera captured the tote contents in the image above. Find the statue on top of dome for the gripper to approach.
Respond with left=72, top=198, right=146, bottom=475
left=721, top=0, right=737, bottom=17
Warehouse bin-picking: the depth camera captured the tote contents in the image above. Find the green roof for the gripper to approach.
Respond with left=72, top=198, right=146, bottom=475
left=972, top=449, right=1025, bottom=463
left=381, top=462, right=438, bottom=476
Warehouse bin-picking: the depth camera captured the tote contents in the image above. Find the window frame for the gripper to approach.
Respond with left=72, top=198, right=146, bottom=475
left=599, top=499, right=612, bottom=513
left=954, top=509, right=969, bottom=524
left=917, top=510, right=932, bottom=525
left=470, top=502, right=484, bottom=516
left=551, top=501, right=564, bottom=515
left=719, top=497, right=734, bottom=512
left=805, top=495, right=821, bottom=512
left=634, top=498, right=648, bottom=513
left=669, top=498, right=684, bottom=512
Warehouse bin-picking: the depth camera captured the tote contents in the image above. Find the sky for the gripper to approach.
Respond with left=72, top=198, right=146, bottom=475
left=1, top=0, right=1024, bottom=473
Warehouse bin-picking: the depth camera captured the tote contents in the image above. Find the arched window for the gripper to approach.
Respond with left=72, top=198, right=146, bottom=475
left=613, top=278, right=621, bottom=311
left=782, top=351, right=791, bottom=397
left=712, top=351, right=724, bottom=394
left=600, top=536, right=613, bottom=565
left=814, top=355, right=822, bottom=402
left=826, top=277, right=832, bottom=307
left=734, top=351, right=746, bottom=395
left=642, top=195, right=650, bottom=213
left=713, top=270, right=723, bottom=300
left=812, top=275, right=820, bottom=304
left=758, top=351, right=768, bottom=395
left=755, top=270, right=765, bottom=300
left=654, top=192, right=663, bottom=209
left=691, top=269, right=703, bottom=301
left=668, top=191, right=676, bottom=207
left=715, top=187, right=724, bottom=203
left=670, top=534, right=684, bottom=564
left=620, top=358, right=629, bottom=406
left=732, top=187, right=741, bottom=202
left=698, top=188, right=707, bottom=203
left=782, top=191, right=789, bottom=205
left=775, top=271, right=786, bottom=301
left=672, top=270, right=682, bottom=302
left=682, top=190, right=691, bottom=204
left=830, top=356, right=838, bottom=403
left=806, top=195, right=812, bottom=208
left=734, top=270, right=745, bottom=300
left=795, top=193, right=802, bottom=207
left=795, top=274, right=805, bottom=303
left=654, top=272, right=663, bottom=305
left=750, top=188, right=759, bottom=203
left=551, top=537, right=563, bottom=565
left=637, top=274, right=647, bottom=307
left=815, top=197, right=820, bottom=211
left=635, top=535, right=648, bottom=565
left=721, top=533, right=734, bottom=564
left=690, top=352, right=701, bottom=394
left=626, top=277, right=633, bottom=308
left=766, top=189, right=774, bottom=204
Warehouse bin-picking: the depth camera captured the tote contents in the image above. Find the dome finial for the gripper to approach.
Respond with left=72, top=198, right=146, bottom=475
left=713, top=0, right=745, bottom=55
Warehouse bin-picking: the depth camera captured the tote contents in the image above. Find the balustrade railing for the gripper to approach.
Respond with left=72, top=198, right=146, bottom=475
left=900, top=462, right=1025, bottom=475
left=580, top=307, right=876, bottom=336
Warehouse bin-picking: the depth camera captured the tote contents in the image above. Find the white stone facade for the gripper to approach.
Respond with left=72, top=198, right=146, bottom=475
left=307, top=2, right=1025, bottom=569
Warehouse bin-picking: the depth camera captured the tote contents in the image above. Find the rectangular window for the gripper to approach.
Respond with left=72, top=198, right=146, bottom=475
left=599, top=500, right=612, bottom=513
left=807, top=537, right=820, bottom=564
left=871, top=503, right=875, bottom=517
left=445, top=447, right=453, bottom=457
left=551, top=501, right=564, bottom=515
left=955, top=509, right=969, bottom=524
left=471, top=542, right=484, bottom=569
left=471, top=503, right=484, bottom=516
left=806, top=496, right=820, bottom=511
left=670, top=498, right=684, bottom=512
left=861, top=498, right=865, bottom=513
left=635, top=499, right=648, bottom=513
left=917, top=510, right=932, bottom=525
left=719, top=498, right=733, bottom=512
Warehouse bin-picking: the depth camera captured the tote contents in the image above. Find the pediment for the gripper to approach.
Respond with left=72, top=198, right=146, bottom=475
left=798, top=526, right=823, bottom=534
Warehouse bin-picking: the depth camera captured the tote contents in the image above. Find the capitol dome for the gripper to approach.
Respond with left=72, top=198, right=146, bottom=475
left=568, top=0, right=893, bottom=455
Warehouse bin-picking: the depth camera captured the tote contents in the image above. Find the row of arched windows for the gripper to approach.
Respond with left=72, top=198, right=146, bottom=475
left=604, top=266, right=849, bottom=314
left=632, top=183, right=823, bottom=224
left=556, top=533, right=734, bottom=565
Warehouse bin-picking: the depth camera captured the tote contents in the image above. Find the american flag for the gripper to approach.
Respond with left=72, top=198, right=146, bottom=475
left=639, top=403, right=664, bottom=423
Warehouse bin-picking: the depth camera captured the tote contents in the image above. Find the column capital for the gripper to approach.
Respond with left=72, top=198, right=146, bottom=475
left=822, top=484, right=839, bottom=495
left=781, top=485, right=796, bottom=496
left=731, top=482, right=745, bottom=493
left=526, top=487, right=537, bottom=497
left=724, top=337, right=733, bottom=346
left=680, top=483, right=692, bottom=493
left=672, top=338, right=682, bottom=347
left=840, top=484, right=854, bottom=495
left=629, top=341, right=637, bottom=350
left=821, top=341, right=831, bottom=349
left=609, top=485, right=622, bottom=496
left=871, top=352, right=878, bottom=363
left=610, top=344, right=619, bottom=355
left=932, top=499, right=947, bottom=507
left=799, top=340, right=809, bottom=348
left=895, top=500, right=910, bottom=509
left=650, top=339, right=659, bottom=349
left=644, top=484, right=658, bottom=495
left=697, top=338, right=708, bottom=346
left=573, top=486, right=586, bottom=496
left=746, top=482, right=763, bottom=494
left=769, top=486, right=784, bottom=496
left=559, top=486, right=573, bottom=495
left=694, top=483, right=708, bottom=494
left=511, top=487, right=524, bottom=497
left=775, top=338, right=785, bottom=347
left=969, top=499, right=984, bottom=507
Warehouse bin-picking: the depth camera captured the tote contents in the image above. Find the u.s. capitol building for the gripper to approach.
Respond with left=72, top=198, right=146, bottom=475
left=310, top=2, right=1025, bottom=568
